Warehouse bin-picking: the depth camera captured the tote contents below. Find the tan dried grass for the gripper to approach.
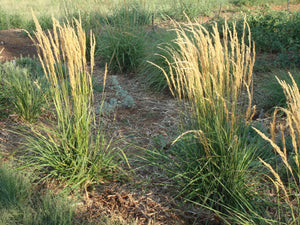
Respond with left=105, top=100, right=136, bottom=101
left=156, top=19, right=256, bottom=129
left=255, top=73, right=300, bottom=222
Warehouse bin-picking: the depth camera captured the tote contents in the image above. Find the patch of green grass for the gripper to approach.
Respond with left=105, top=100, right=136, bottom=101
left=0, top=60, right=48, bottom=122
left=256, top=70, right=300, bottom=112
left=98, top=26, right=146, bottom=74
left=0, top=162, right=75, bottom=225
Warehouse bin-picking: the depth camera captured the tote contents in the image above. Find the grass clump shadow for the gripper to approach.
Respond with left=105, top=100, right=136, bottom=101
left=139, top=30, right=179, bottom=93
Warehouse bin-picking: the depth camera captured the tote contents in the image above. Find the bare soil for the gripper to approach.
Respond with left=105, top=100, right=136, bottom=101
left=0, top=29, right=37, bottom=61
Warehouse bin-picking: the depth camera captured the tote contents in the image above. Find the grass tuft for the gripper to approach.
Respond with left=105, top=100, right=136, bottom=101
left=0, top=162, right=75, bottom=225
left=0, top=61, right=47, bottom=122
left=24, top=14, right=126, bottom=191
left=144, top=19, right=269, bottom=223
left=99, top=26, right=146, bottom=74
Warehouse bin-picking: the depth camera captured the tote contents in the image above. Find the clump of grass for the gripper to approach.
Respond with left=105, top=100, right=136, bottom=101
left=106, top=1, right=152, bottom=27
left=145, top=19, right=268, bottom=223
left=0, top=162, right=75, bottom=225
left=99, top=26, right=146, bottom=73
left=15, top=56, right=44, bottom=76
left=25, top=14, right=125, bottom=191
left=254, top=73, right=300, bottom=223
left=140, top=30, right=178, bottom=92
left=162, top=0, right=214, bottom=20
left=0, top=8, right=23, bottom=29
left=0, top=61, right=47, bottom=122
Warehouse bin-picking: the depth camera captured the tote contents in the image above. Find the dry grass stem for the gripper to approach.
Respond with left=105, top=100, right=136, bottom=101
left=256, top=72, right=300, bottom=223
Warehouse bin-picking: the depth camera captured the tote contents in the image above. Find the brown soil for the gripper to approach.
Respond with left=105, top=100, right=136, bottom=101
left=0, top=29, right=37, bottom=61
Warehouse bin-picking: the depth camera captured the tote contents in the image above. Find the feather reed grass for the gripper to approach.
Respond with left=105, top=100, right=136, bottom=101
left=24, top=14, right=124, bottom=191
left=254, top=73, right=300, bottom=223
left=146, top=19, right=268, bottom=223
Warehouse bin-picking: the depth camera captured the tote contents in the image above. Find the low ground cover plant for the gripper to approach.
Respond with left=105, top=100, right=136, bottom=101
left=0, top=162, right=75, bottom=225
left=0, top=60, right=47, bottom=122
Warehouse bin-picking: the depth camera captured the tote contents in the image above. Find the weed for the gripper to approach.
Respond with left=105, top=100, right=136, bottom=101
left=111, top=76, right=134, bottom=108
left=100, top=76, right=134, bottom=115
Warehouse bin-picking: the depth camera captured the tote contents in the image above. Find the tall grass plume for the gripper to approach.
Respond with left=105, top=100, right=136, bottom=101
left=254, top=72, right=300, bottom=223
left=24, top=14, right=124, bottom=190
left=146, top=19, right=266, bottom=223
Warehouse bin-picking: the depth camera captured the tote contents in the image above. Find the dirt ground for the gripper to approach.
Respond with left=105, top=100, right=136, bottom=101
left=0, top=29, right=37, bottom=61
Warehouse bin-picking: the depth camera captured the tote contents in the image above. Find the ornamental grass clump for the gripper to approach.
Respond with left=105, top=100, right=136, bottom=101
left=0, top=62, right=47, bottom=122
left=25, top=14, right=124, bottom=190
left=254, top=73, right=300, bottom=223
left=147, top=20, right=267, bottom=223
